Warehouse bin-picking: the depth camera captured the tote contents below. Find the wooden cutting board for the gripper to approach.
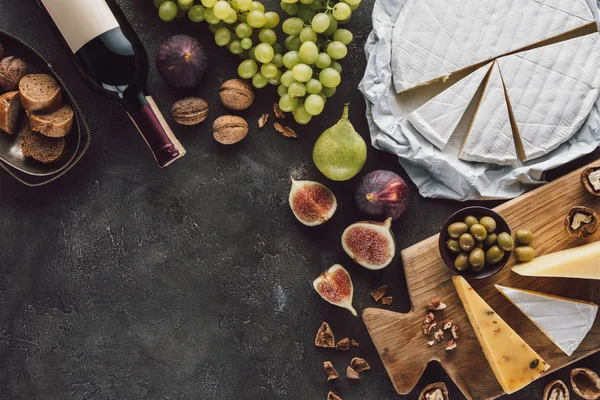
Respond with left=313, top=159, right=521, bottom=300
left=363, top=160, right=600, bottom=400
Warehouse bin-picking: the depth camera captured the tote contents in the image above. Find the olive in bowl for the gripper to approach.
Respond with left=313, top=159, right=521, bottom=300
left=439, top=206, right=511, bottom=279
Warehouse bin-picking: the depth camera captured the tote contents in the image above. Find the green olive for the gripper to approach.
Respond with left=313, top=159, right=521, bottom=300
left=485, top=245, right=505, bottom=265
left=446, top=239, right=461, bottom=254
left=516, top=229, right=534, bottom=245
left=470, top=224, right=488, bottom=242
left=464, top=215, right=479, bottom=228
left=479, top=216, right=497, bottom=233
left=454, top=252, right=471, bottom=271
left=459, top=233, right=476, bottom=251
left=483, top=233, right=498, bottom=248
left=515, top=246, right=536, bottom=262
left=469, top=248, right=485, bottom=271
left=497, top=232, right=514, bottom=251
left=448, top=222, right=469, bottom=239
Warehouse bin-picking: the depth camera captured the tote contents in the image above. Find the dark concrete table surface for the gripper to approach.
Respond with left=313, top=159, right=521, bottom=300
left=1, top=0, right=599, bottom=399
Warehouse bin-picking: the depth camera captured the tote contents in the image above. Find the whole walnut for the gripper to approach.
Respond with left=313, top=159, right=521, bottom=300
left=213, top=115, right=248, bottom=144
left=219, top=79, right=254, bottom=110
left=0, top=56, right=28, bottom=91
left=171, top=97, right=209, bottom=125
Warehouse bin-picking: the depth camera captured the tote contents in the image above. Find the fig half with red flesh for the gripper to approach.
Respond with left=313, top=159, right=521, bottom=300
left=342, top=218, right=395, bottom=270
left=355, top=170, right=409, bottom=221
left=289, top=179, right=337, bottom=226
left=313, top=264, right=357, bottom=316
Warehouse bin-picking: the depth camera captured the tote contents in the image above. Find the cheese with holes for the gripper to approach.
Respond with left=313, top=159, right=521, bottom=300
left=497, top=33, right=600, bottom=162
left=495, top=285, right=597, bottom=356
left=453, top=276, right=550, bottom=394
left=459, top=62, right=517, bottom=165
left=407, top=63, right=492, bottom=150
left=512, top=241, right=600, bottom=279
left=391, top=0, right=596, bottom=93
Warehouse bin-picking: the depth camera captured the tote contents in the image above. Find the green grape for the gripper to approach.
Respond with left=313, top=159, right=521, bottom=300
left=238, top=14, right=247, bottom=23
left=330, top=60, right=342, bottom=73
left=319, top=68, right=341, bottom=88
left=286, top=3, right=300, bottom=15
left=288, top=36, right=301, bottom=51
left=281, top=70, right=296, bottom=86
left=280, top=1, right=290, bottom=11
left=277, top=84, right=288, bottom=97
left=255, top=43, right=274, bottom=63
left=214, top=27, right=232, bottom=46
left=264, top=12, right=280, bottom=28
left=297, top=8, right=316, bottom=23
left=311, top=13, right=330, bottom=33
left=282, top=18, right=303, bottom=35
left=231, top=0, right=240, bottom=10
left=344, top=0, right=360, bottom=5
left=309, top=0, right=323, bottom=11
left=318, top=93, right=327, bottom=103
left=230, top=40, right=243, bottom=54
left=252, top=73, right=268, bottom=88
left=315, top=52, right=331, bottom=69
left=261, top=63, right=279, bottom=79
left=238, top=0, right=252, bottom=11
left=279, top=94, right=299, bottom=112
left=327, top=41, right=347, bottom=59
left=241, top=37, right=253, bottom=49
left=238, top=50, right=250, bottom=59
left=348, top=2, right=359, bottom=10
left=248, top=46, right=257, bottom=61
left=282, top=0, right=298, bottom=3
left=251, top=1, right=265, bottom=11
left=188, top=5, right=206, bottom=22
left=288, top=82, right=307, bottom=98
left=333, top=28, right=353, bottom=44
left=283, top=51, right=300, bottom=69
left=208, top=22, right=221, bottom=33
left=299, top=41, right=318, bottom=64
left=268, top=71, right=281, bottom=85
left=201, top=0, right=217, bottom=7
left=292, top=103, right=312, bottom=124
left=332, top=2, right=351, bottom=20
left=292, top=63, right=312, bottom=82
left=213, top=1, right=231, bottom=19
left=224, top=9, right=238, bottom=24
left=273, top=43, right=282, bottom=53
left=306, top=78, right=322, bottom=94
left=204, top=8, right=221, bottom=24
left=299, top=27, right=317, bottom=43
left=272, top=53, right=284, bottom=68
left=238, top=59, right=259, bottom=79
left=235, top=23, right=253, bottom=38
left=337, top=16, right=351, bottom=24
left=154, top=0, right=168, bottom=8
left=304, top=94, right=325, bottom=115
left=247, top=10, right=267, bottom=28
left=322, top=86, right=336, bottom=97
left=258, top=29, right=277, bottom=45
left=178, top=0, right=194, bottom=11
left=323, top=14, right=338, bottom=36
left=299, top=0, right=314, bottom=4
left=158, top=1, right=178, bottom=21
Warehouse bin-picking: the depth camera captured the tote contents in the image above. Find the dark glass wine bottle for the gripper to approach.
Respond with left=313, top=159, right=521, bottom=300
left=34, top=0, right=185, bottom=167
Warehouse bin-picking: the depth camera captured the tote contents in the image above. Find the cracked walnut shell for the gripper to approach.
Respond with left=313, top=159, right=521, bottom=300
left=419, top=382, right=449, bottom=400
left=350, top=357, right=370, bottom=373
left=315, top=321, right=335, bottom=348
left=581, top=166, right=600, bottom=197
left=571, top=368, right=600, bottom=400
left=544, top=380, right=569, bottom=400
left=323, top=361, right=338, bottom=381
left=565, top=206, right=598, bottom=238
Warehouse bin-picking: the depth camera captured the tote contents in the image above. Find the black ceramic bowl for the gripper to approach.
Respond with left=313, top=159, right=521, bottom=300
left=439, top=206, right=511, bottom=279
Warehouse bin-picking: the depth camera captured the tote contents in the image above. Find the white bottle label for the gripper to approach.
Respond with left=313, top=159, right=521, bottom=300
left=41, top=0, right=120, bottom=53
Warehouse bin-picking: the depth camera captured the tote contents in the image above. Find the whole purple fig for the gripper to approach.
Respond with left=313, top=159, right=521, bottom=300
left=355, top=170, right=409, bottom=221
left=156, top=34, right=207, bottom=88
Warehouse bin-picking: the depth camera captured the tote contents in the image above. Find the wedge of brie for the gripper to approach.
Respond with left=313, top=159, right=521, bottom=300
left=495, top=285, right=598, bottom=356
left=459, top=62, right=517, bottom=165
left=407, top=63, right=492, bottom=150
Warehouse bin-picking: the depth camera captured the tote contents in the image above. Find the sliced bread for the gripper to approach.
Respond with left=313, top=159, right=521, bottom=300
left=0, top=91, right=22, bottom=134
left=19, top=74, right=62, bottom=112
left=20, top=123, right=65, bottom=163
left=30, top=104, right=74, bottom=138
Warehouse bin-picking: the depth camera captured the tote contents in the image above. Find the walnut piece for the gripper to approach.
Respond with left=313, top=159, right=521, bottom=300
left=451, top=325, right=461, bottom=339
left=336, top=337, right=350, bottom=351
left=274, top=122, right=297, bottom=138
left=418, top=382, right=449, bottom=400
left=328, top=391, right=342, bottom=400
left=422, top=312, right=437, bottom=335
left=258, top=113, right=269, bottom=128
left=543, top=380, right=570, bottom=400
left=350, top=357, right=370, bottom=373
left=346, top=366, right=360, bottom=380
left=273, top=103, right=285, bottom=119
left=381, top=296, right=393, bottom=305
left=433, top=329, right=445, bottom=342
left=427, top=340, right=435, bottom=346
left=323, top=361, right=339, bottom=381
left=445, top=340, right=457, bottom=351
left=581, top=166, right=600, bottom=196
left=442, top=320, right=453, bottom=330
left=571, top=368, right=600, bottom=400
left=351, top=339, right=360, bottom=348
left=565, top=206, right=598, bottom=238
left=590, top=170, right=600, bottom=192
left=427, top=297, right=446, bottom=311
left=315, top=322, right=335, bottom=348
left=371, top=285, right=389, bottom=302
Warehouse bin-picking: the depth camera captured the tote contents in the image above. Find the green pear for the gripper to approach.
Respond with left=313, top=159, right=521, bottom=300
left=313, top=103, right=367, bottom=181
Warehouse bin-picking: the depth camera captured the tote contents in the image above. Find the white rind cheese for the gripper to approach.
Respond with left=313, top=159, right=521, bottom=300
left=497, top=33, right=600, bottom=162
left=391, top=0, right=595, bottom=93
left=407, top=63, right=492, bottom=150
left=459, top=63, right=517, bottom=165
left=496, top=285, right=598, bottom=356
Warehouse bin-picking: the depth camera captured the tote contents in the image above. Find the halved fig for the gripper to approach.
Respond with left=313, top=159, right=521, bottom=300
left=313, top=264, right=357, bottom=316
left=289, top=178, right=337, bottom=226
left=341, top=218, right=395, bottom=270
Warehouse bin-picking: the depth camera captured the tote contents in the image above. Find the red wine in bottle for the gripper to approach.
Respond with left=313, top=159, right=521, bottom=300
left=34, top=0, right=185, bottom=167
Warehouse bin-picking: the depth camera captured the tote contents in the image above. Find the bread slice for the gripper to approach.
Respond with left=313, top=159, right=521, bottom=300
left=19, top=74, right=62, bottom=112
left=0, top=91, right=22, bottom=134
left=30, top=104, right=74, bottom=138
left=20, top=123, right=65, bottom=163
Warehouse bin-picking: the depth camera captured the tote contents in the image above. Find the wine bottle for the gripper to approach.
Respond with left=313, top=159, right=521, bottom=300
left=34, top=0, right=185, bottom=167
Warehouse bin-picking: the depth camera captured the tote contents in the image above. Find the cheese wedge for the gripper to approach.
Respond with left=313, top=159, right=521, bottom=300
left=512, top=241, right=600, bottom=279
left=453, top=276, right=550, bottom=394
left=407, top=63, right=492, bottom=150
left=459, top=62, right=518, bottom=165
left=497, top=33, right=600, bottom=162
left=495, top=285, right=598, bottom=356
left=391, top=0, right=596, bottom=93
